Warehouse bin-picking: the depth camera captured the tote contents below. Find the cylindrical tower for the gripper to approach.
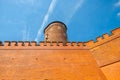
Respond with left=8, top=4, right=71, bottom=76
left=44, top=21, right=68, bottom=42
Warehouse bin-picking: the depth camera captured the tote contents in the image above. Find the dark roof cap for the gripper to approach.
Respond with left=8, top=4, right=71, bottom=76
left=44, top=21, right=67, bottom=33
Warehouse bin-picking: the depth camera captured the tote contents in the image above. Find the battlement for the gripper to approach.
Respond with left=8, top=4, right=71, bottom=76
left=0, top=41, right=88, bottom=50
left=84, top=27, right=120, bottom=69
left=0, top=41, right=84, bottom=46
left=0, top=27, right=119, bottom=50
left=0, top=24, right=120, bottom=80
left=84, top=27, right=120, bottom=48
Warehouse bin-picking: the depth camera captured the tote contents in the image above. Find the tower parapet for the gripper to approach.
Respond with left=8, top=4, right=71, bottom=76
left=84, top=27, right=120, bottom=49
left=84, top=27, right=120, bottom=69
left=0, top=41, right=86, bottom=48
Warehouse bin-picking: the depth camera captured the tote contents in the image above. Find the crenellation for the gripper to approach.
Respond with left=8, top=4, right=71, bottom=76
left=50, top=41, right=54, bottom=46
left=31, top=41, right=37, bottom=46
left=39, top=41, right=56, bottom=46
left=0, top=28, right=119, bottom=48
left=44, top=41, right=52, bottom=46
left=4, top=41, right=11, bottom=46
left=66, top=42, right=72, bottom=46
left=57, top=42, right=64, bottom=46
left=63, top=42, right=67, bottom=46
left=0, top=41, right=3, bottom=46
left=96, top=36, right=103, bottom=42
left=111, top=27, right=120, bottom=35
left=48, top=41, right=57, bottom=46
left=37, top=41, right=86, bottom=47
left=85, top=27, right=120, bottom=48
left=71, top=42, right=76, bottom=46
left=102, top=33, right=109, bottom=39
left=77, top=42, right=84, bottom=46
left=11, top=41, right=17, bottom=46
left=56, top=41, right=60, bottom=46
left=84, top=40, right=94, bottom=47
left=17, top=41, right=24, bottom=46
left=39, top=41, right=47, bottom=46
left=24, top=41, right=31, bottom=46
left=52, top=41, right=65, bottom=46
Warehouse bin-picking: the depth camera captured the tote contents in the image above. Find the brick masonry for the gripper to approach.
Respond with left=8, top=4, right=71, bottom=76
left=0, top=21, right=120, bottom=80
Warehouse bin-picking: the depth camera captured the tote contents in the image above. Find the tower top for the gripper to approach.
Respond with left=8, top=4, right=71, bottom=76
left=44, top=21, right=67, bottom=33
left=44, top=21, right=68, bottom=42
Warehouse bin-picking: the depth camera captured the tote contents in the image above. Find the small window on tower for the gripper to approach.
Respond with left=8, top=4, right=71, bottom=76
left=45, top=34, right=48, bottom=41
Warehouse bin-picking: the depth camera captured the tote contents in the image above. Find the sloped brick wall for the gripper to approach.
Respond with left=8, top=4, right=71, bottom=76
left=85, top=27, right=120, bottom=80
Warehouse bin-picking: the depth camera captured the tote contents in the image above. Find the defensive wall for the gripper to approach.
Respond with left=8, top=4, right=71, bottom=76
left=0, top=22, right=119, bottom=80
left=0, top=41, right=106, bottom=80
left=85, top=27, right=120, bottom=80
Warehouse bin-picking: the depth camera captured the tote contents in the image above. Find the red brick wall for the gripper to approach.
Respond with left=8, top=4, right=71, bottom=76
left=85, top=27, right=120, bottom=80
left=0, top=42, right=106, bottom=80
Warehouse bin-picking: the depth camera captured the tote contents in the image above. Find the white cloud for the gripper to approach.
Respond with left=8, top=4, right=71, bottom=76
left=66, top=0, right=84, bottom=23
left=7, top=20, right=25, bottom=25
left=115, top=0, right=120, bottom=17
left=117, top=12, right=120, bottom=16
left=115, top=0, right=120, bottom=7
left=75, top=0, right=84, bottom=11
left=22, top=25, right=30, bottom=41
left=22, top=26, right=27, bottom=41
left=26, top=27, right=30, bottom=41
left=35, top=0, right=57, bottom=42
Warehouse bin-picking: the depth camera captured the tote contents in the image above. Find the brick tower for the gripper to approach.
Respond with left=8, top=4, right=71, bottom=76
left=44, top=21, right=68, bottom=42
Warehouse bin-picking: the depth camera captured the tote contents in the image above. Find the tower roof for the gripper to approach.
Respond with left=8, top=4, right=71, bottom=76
left=44, top=21, right=67, bottom=33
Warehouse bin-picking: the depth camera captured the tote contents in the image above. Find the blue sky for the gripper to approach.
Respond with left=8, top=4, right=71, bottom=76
left=0, top=0, right=120, bottom=42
